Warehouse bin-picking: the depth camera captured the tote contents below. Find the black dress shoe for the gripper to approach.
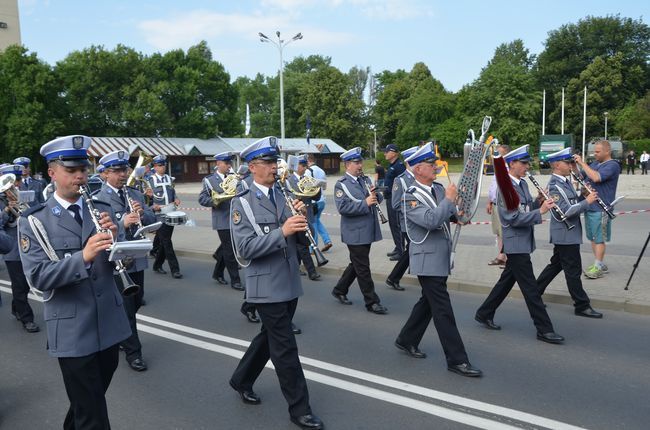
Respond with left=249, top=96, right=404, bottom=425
left=140, top=299, right=147, bottom=306
left=291, top=323, right=302, bottom=335
left=447, top=362, right=483, bottom=377
left=575, top=307, right=603, bottom=318
left=212, top=251, right=219, bottom=260
left=241, top=309, right=260, bottom=323
left=386, top=249, right=399, bottom=257
left=389, top=254, right=401, bottom=261
left=128, top=358, right=148, bottom=372
left=153, top=267, right=167, bottom=275
left=172, top=272, right=183, bottom=279
left=386, top=279, right=405, bottom=291
left=536, top=332, right=565, bottom=344
left=394, top=339, right=426, bottom=358
left=308, top=272, right=321, bottom=281
left=474, top=314, right=501, bottom=330
left=331, top=291, right=352, bottom=305
left=290, top=414, right=324, bottom=429
left=215, top=276, right=228, bottom=285
left=231, top=282, right=244, bottom=291
left=367, top=303, right=388, bottom=315
left=229, top=380, right=261, bottom=405
left=23, top=322, right=40, bottom=333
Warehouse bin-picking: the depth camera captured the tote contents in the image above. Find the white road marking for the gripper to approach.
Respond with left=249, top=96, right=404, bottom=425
left=1, top=282, right=587, bottom=430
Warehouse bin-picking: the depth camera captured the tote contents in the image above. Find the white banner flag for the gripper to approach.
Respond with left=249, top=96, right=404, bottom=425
left=245, top=103, right=251, bottom=136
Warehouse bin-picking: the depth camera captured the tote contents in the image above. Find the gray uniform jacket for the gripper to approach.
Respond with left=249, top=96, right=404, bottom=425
left=498, top=178, right=542, bottom=254
left=230, top=183, right=303, bottom=304
left=94, top=184, right=156, bottom=273
left=392, top=170, right=415, bottom=232
left=334, top=174, right=383, bottom=245
left=547, top=175, right=588, bottom=245
left=404, top=182, right=456, bottom=276
left=198, top=173, right=231, bottom=231
left=149, top=174, right=176, bottom=219
left=0, top=210, right=17, bottom=256
left=18, top=197, right=131, bottom=358
left=20, top=178, right=45, bottom=204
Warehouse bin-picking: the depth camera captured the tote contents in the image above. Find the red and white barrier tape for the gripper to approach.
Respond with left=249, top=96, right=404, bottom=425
left=179, top=208, right=649, bottom=225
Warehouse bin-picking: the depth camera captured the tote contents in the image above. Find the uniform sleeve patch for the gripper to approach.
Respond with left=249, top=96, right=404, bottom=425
left=232, top=210, right=242, bottom=225
left=409, top=200, right=418, bottom=208
left=335, top=190, right=344, bottom=198
left=552, top=195, right=560, bottom=202
left=20, top=234, right=30, bottom=253
left=393, top=183, right=399, bottom=192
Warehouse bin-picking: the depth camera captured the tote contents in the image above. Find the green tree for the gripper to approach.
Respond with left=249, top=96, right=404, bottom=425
left=616, top=91, right=650, bottom=139
left=0, top=45, right=63, bottom=172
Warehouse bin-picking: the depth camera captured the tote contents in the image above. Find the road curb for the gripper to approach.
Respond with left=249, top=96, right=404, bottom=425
left=175, top=248, right=650, bottom=316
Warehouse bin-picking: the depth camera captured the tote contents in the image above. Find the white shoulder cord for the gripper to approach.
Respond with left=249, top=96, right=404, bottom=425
left=339, top=183, right=363, bottom=202
left=21, top=215, right=58, bottom=302
left=229, top=196, right=264, bottom=268
left=403, top=189, right=432, bottom=245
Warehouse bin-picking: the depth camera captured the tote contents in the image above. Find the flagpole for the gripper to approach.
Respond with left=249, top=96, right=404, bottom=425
left=561, top=87, right=564, bottom=134
left=542, top=89, right=546, bottom=135
left=582, top=86, right=587, bottom=160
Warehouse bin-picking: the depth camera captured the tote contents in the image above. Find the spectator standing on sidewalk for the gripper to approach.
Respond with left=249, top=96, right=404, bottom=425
left=374, top=159, right=386, bottom=188
left=305, top=154, right=333, bottom=252
left=640, top=150, right=649, bottom=175
left=626, top=150, right=636, bottom=175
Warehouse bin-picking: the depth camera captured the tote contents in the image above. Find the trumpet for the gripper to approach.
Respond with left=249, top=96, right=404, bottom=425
left=211, top=174, right=239, bottom=206
left=275, top=172, right=328, bottom=267
left=78, top=185, right=140, bottom=297
left=570, top=171, right=616, bottom=219
left=359, top=173, right=388, bottom=224
left=526, top=173, right=574, bottom=230
left=0, top=174, right=31, bottom=221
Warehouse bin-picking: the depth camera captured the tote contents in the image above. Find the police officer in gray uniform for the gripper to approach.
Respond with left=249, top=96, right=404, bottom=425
left=475, top=145, right=565, bottom=344
left=18, top=135, right=131, bottom=430
left=15, top=156, right=46, bottom=204
left=286, top=155, right=320, bottom=281
left=229, top=137, right=323, bottom=430
left=394, top=144, right=482, bottom=377
left=199, top=152, right=242, bottom=289
left=386, top=146, right=419, bottom=291
left=536, top=148, right=603, bottom=318
left=332, top=147, right=387, bottom=314
left=0, top=165, right=39, bottom=332
left=149, top=155, right=183, bottom=278
left=95, top=150, right=158, bottom=371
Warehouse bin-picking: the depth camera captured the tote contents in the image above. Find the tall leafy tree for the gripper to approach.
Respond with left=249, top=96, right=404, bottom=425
left=0, top=45, right=63, bottom=172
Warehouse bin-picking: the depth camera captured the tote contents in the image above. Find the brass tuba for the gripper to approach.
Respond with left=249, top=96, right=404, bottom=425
left=211, top=174, right=239, bottom=206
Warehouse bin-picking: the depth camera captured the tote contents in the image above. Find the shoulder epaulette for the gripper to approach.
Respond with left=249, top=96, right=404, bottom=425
left=91, top=197, right=112, bottom=206
left=235, top=189, right=250, bottom=198
left=406, top=186, right=417, bottom=194
left=338, top=176, right=349, bottom=183
left=20, top=203, right=46, bottom=217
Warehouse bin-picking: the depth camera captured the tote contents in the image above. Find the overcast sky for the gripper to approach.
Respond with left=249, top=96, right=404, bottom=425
left=16, top=0, right=649, bottom=91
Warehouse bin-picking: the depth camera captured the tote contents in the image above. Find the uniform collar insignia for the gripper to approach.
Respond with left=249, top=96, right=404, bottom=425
left=256, top=190, right=262, bottom=199
left=52, top=206, right=62, bottom=217
left=107, top=188, right=112, bottom=193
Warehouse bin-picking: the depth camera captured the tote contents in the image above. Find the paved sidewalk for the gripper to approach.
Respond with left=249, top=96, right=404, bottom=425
left=169, top=172, right=650, bottom=315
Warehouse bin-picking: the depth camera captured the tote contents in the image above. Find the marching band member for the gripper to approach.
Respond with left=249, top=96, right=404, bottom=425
left=475, top=145, right=565, bottom=344
left=199, top=152, right=242, bottom=290
left=95, top=150, right=157, bottom=371
left=229, top=137, right=323, bottom=430
left=14, top=156, right=45, bottom=204
left=287, top=155, right=321, bottom=281
left=536, top=148, right=603, bottom=318
left=0, top=164, right=39, bottom=332
left=149, top=155, right=183, bottom=279
left=394, top=143, right=482, bottom=377
left=19, top=135, right=131, bottom=429
left=385, top=145, right=419, bottom=291
left=331, top=147, right=387, bottom=314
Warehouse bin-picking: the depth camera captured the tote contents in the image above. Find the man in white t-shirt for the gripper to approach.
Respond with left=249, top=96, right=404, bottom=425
left=305, top=154, right=333, bottom=252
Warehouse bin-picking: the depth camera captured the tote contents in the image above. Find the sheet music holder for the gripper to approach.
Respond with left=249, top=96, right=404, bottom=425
left=134, top=221, right=163, bottom=238
left=108, top=239, right=153, bottom=262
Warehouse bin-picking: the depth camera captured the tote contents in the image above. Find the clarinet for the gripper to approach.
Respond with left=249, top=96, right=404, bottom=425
left=78, top=185, right=141, bottom=296
left=275, top=174, right=328, bottom=267
left=123, top=187, right=146, bottom=239
left=525, top=173, right=574, bottom=230
left=359, top=173, right=388, bottom=224
left=570, top=171, right=616, bottom=219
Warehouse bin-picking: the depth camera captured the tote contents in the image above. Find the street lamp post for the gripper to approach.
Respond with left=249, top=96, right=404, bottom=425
left=604, top=111, right=609, bottom=140
left=259, top=31, right=302, bottom=146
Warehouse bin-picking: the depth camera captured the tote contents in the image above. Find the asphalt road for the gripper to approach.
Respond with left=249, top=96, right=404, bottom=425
left=2, top=257, right=649, bottom=429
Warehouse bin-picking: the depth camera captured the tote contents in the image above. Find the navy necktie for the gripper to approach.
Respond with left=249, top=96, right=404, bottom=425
left=69, top=204, right=83, bottom=226
left=430, top=186, right=438, bottom=204
left=118, top=189, right=126, bottom=207
left=268, top=188, right=276, bottom=207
